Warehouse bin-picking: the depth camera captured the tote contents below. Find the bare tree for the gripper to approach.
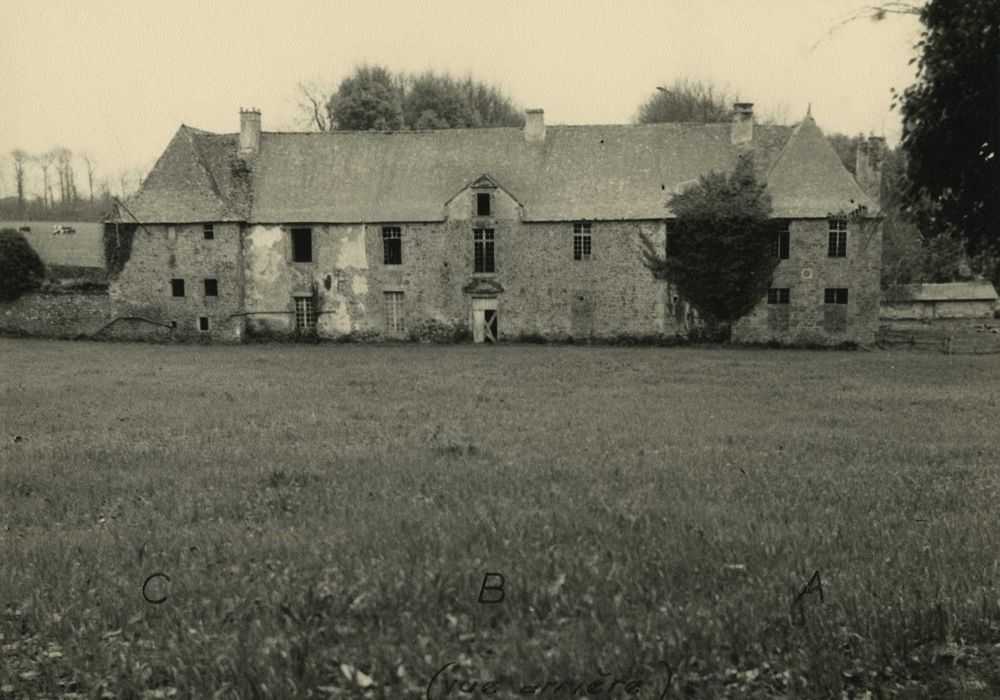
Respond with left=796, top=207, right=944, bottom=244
left=79, top=152, right=97, bottom=201
left=9, top=150, right=30, bottom=209
left=39, top=151, right=57, bottom=207
left=53, top=147, right=76, bottom=202
left=297, top=81, right=332, bottom=131
left=813, top=2, right=922, bottom=49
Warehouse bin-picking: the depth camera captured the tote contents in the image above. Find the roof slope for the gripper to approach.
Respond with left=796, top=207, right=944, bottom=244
left=122, top=114, right=876, bottom=224
left=766, top=114, right=877, bottom=218
left=123, top=127, right=248, bottom=223
left=251, top=123, right=792, bottom=222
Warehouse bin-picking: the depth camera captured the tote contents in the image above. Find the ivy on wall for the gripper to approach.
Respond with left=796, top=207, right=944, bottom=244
left=103, top=223, right=137, bottom=278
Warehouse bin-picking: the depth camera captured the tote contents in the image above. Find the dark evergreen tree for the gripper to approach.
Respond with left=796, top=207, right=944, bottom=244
left=0, top=228, right=45, bottom=301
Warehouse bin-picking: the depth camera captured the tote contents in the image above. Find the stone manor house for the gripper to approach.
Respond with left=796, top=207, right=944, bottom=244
left=107, top=104, right=883, bottom=344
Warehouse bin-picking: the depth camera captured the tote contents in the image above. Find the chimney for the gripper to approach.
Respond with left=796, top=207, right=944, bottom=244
left=731, top=103, right=754, bottom=145
left=855, top=135, right=884, bottom=206
left=524, top=109, right=545, bottom=142
left=239, top=108, right=261, bottom=157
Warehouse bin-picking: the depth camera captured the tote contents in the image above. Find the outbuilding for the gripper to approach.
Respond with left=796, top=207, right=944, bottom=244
left=881, top=282, right=999, bottom=320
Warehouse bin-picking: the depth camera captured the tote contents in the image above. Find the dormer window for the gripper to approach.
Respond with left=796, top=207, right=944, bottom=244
left=476, top=192, right=492, bottom=216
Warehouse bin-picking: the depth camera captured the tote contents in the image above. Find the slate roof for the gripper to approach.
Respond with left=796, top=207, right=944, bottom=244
left=121, top=114, right=877, bottom=224
left=897, top=282, right=1000, bottom=303
left=765, top=114, right=877, bottom=218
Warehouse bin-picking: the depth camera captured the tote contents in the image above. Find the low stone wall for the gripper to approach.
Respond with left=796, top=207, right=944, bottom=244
left=0, top=291, right=112, bottom=338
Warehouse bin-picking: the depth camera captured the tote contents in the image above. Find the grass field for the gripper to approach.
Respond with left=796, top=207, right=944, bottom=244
left=0, top=222, right=104, bottom=269
left=1, top=339, right=999, bottom=698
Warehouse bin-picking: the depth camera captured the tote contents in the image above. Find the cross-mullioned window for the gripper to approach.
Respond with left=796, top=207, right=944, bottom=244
left=384, top=292, right=405, bottom=335
left=474, top=229, right=495, bottom=273
left=294, top=297, right=316, bottom=330
left=573, top=223, right=592, bottom=261
left=382, top=227, right=402, bottom=265
left=828, top=220, right=847, bottom=258
left=773, top=220, right=790, bottom=259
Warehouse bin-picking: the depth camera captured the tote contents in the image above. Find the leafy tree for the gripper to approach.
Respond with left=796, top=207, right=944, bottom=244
left=640, top=154, right=777, bottom=340
left=899, top=0, right=1000, bottom=266
left=635, top=78, right=732, bottom=124
left=327, top=65, right=404, bottom=131
left=0, top=229, right=45, bottom=301
left=404, top=72, right=474, bottom=129
left=403, top=73, right=522, bottom=129
left=315, top=67, right=522, bottom=131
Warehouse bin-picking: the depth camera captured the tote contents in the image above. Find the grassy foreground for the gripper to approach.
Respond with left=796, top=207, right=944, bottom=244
left=1, top=338, right=998, bottom=698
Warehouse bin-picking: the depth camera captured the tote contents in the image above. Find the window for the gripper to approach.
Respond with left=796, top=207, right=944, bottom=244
left=198, top=316, right=210, bottom=332
left=294, top=297, right=316, bottom=330
left=382, top=227, right=402, bottom=265
left=291, top=227, right=313, bottom=263
left=170, top=279, right=185, bottom=297
left=824, top=287, right=848, bottom=304
left=203, top=224, right=214, bottom=240
left=664, top=220, right=673, bottom=257
left=773, top=221, right=790, bottom=259
left=824, top=288, right=848, bottom=332
left=767, top=288, right=790, bottom=304
left=573, top=223, right=592, bottom=261
left=384, top=292, right=405, bottom=335
left=828, top=220, right=847, bottom=258
left=476, top=192, right=492, bottom=216
left=473, top=228, right=495, bottom=273
left=203, top=279, right=218, bottom=297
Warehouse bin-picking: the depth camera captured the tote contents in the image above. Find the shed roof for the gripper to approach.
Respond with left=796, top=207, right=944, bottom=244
left=121, top=113, right=877, bottom=224
left=899, top=282, right=1000, bottom=303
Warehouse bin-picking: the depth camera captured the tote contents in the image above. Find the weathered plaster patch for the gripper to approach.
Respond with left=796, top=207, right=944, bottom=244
left=319, top=297, right=352, bottom=334
left=351, top=274, right=368, bottom=294
left=336, top=226, right=368, bottom=269
left=248, top=226, right=285, bottom=286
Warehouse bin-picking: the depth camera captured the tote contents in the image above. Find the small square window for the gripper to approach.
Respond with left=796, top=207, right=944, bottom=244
left=170, top=320, right=178, bottom=329
left=767, top=288, right=790, bottom=304
left=476, top=192, right=491, bottom=216
left=824, top=287, right=848, bottom=305
left=382, top=227, right=402, bottom=265
left=170, top=279, right=185, bottom=297
left=203, top=224, right=214, bottom=240
left=198, top=316, right=210, bottom=331
left=204, top=279, right=218, bottom=297
left=291, top=227, right=313, bottom=263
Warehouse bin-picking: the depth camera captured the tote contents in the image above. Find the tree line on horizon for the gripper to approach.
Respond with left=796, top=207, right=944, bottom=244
left=0, top=146, right=144, bottom=222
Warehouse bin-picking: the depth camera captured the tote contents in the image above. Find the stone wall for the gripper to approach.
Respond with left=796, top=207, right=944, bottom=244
left=109, top=223, right=245, bottom=340
left=733, top=217, right=883, bottom=345
left=242, top=213, right=672, bottom=341
left=0, top=290, right=110, bottom=338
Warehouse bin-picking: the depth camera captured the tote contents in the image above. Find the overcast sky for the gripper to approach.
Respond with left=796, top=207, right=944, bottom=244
left=1, top=0, right=922, bottom=196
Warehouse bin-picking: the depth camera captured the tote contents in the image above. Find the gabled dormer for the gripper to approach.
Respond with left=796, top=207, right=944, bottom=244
left=444, top=174, right=523, bottom=221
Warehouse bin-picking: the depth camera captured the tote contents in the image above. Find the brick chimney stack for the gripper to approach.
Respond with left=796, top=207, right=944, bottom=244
left=855, top=135, right=885, bottom=206
left=731, top=103, right=754, bottom=145
left=240, top=108, right=261, bottom=157
left=524, top=109, right=545, bottom=142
